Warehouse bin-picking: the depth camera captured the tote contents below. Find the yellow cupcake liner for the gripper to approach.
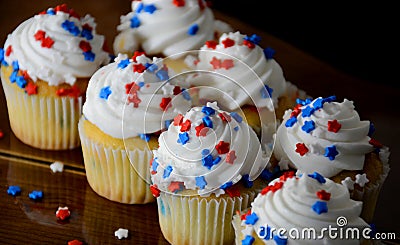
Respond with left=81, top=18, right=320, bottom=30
left=78, top=120, right=155, bottom=204
left=1, top=77, right=82, bottom=150
left=157, top=189, right=257, bottom=245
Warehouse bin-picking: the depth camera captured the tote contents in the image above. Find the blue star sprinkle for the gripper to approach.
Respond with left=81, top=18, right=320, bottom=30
left=201, top=106, right=215, bottom=116
left=301, top=106, right=315, bottom=117
left=163, top=165, right=173, bottom=179
left=118, top=59, right=130, bottom=69
left=245, top=212, right=259, bottom=225
left=143, top=4, right=157, bottom=14
left=7, top=185, right=21, bottom=196
left=16, top=76, right=27, bottom=88
left=83, top=51, right=95, bottom=62
left=242, top=174, right=253, bottom=188
left=61, top=20, right=80, bottom=36
left=9, top=71, right=18, bottom=83
left=139, top=133, right=150, bottom=142
left=146, top=63, right=158, bottom=72
left=201, top=154, right=214, bottom=169
left=230, top=112, right=243, bottom=123
left=242, top=235, right=255, bottom=245
left=296, top=98, right=312, bottom=106
left=177, top=132, right=189, bottom=145
left=212, top=156, right=221, bottom=165
left=324, top=145, right=339, bottom=160
left=99, top=86, right=112, bottom=100
left=81, top=28, right=93, bottom=40
left=263, top=47, right=275, bottom=60
left=285, top=117, right=297, bottom=128
left=312, top=97, right=325, bottom=110
left=308, top=172, right=326, bottom=184
left=181, top=89, right=192, bottom=101
left=195, top=176, right=207, bottom=189
left=188, top=24, right=199, bottom=35
left=202, top=116, right=213, bottom=128
left=29, top=190, right=43, bottom=200
left=151, top=158, right=159, bottom=172
left=368, top=122, right=375, bottom=137
left=220, top=181, right=233, bottom=190
left=12, top=60, right=19, bottom=71
left=260, top=84, right=273, bottom=98
left=260, top=169, right=274, bottom=180
left=244, top=34, right=261, bottom=45
left=156, top=69, right=169, bottom=81
left=301, top=120, right=315, bottom=133
left=135, top=3, right=144, bottom=13
left=130, top=15, right=141, bottom=28
left=312, top=201, right=328, bottom=214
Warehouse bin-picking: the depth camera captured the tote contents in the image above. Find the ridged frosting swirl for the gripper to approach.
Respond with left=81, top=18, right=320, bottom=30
left=82, top=53, right=192, bottom=138
left=113, top=0, right=232, bottom=58
left=2, top=4, right=110, bottom=86
left=245, top=172, right=368, bottom=244
left=274, top=96, right=374, bottom=178
left=150, top=103, right=267, bottom=195
left=182, top=31, right=288, bottom=111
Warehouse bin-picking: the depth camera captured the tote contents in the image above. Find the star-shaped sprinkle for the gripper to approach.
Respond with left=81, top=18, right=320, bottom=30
left=201, top=155, right=214, bottom=169
left=188, top=24, right=199, bottom=35
left=369, top=138, right=383, bottom=148
left=50, top=161, right=64, bottom=173
left=324, top=145, right=339, bottom=160
left=7, top=185, right=21, bottom=196
left=127, top=93, right=141, bottom=108
left=83, top=51, right=95, bottom=62
left=160, top=97, right=172, bottom=111
left=221, top=38, right=235, bottom=48
left=295, top=143, right=309, bottom=156
left=341, top=177, right=355, bottom=191
left=285, top=117, right=297, bottom=128
left=180, top=119, right=191, bottom=132
left=210, top=57, right=221, bottom=69
left=79, top=40, right=92, bottom=52
left=260, top=84, right=273, bottom=99
left=163, top=165, right=173, bottom=179
left=173, top=114, right=184, bottom=126
left=242, top=235, right=255, bottom=245
left=173, top=0, right=185, bottom=7
left=308, top=172, right=326, bottom=184
left=195, top=123, right=208, bottom=136
left=99, top=86, right=112, bottom=100
left=245, top=212, right=259, bottom=225
left=168, top=181, right=184, bottom=193
left=220, top=59, right=234, bottom=69
left=16, top=76, right=27, bottom=88
left=301, top=106, right=315, bottom=117
left=218, top=112, right=232, bottom=122
left=29, top=190, right=43, bottom=200
left=201, top=106, right=215, bottom=116
left=25, top=82, right=38, bottom=95
left=263, top=47, right=275, bottom=60
left=177, top=132, right=189, bottom=145
left=68, top=240, right=82, bottom=245
left=220, top=181, right=233, bottom=190
left=355, top=173, right=369, bottom=187
left=301, top=120, right=315, bottom=133
left=56, top=206, right=70, bottom=220
left=215, top=141, right=230, bottom=154
left=316, top=190, right=331, bottom=201
left=114, top=228, right=129, bottom=240
left=242, top=174, right=253, bottom=188
left=202, top=116, right=213, bottom=128
left=195, top=176, right=207, bottom=189
left=279, top=171, right=295, bottom=181
left=5, top=45, right=12, bottom=56
left=156, top=69, right=169, bottom=81
left=205, top=40, right=218, bottom=49
left=327, top=119, right=342, bottom=133
left=312, top=97, right=325, bottom=110
left=61, top=20, right=80, bottom=36
left=143, top=4, right=157, bottom=13
left=225, top=150, right=237, bottom=164
left=150, top=184, right=161, bottom=197
left=230, top=112, right=243, bottom=123
left=133, top=63, right=146, bottom=73
left=118, top=58, right=130, bottom=69
left=130, top=15, right=141, bottom=28
left=312, top=201, right=328, bottom=214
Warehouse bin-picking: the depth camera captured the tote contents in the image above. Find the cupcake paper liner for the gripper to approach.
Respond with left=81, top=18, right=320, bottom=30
left=2, top=77, right=82, bottom=150
left=78, top=120, right=155, bottom=204
left=157, top=189, right=257, bottom=245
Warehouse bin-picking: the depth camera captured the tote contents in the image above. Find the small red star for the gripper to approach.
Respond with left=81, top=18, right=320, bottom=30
left=218, top=112, right=232, bottom=122
left=68, top=8, right=80, bottom=19
left=150, top=184, right=160, bottom=197
left=173, top=86, right=181, bottom=95
left=82, top=23, right=93, bottom=31
left=41, top=36, right=54, bottom=48
left=327, top=119, right=341, bottom=133
left=221, top=38, right=235, bottom=48
left=168, top=181, right=184, bottom=193
left=205, top=40, right=218, bottom=49
left=260, top=181, right=283, bottom=195
left=173, top=0, right=185, bottom=7
left=290, top=105, right=302, bottom=117
left=240, top=209, right=251, bottom=220
left=173, top=114, right=184, bottom=126
left=21, top=70, right=31, bottom=80
left=316, top=190, right=331, bottom=201
left=215, top=141, right=230, bottom=154
left=68, top=240, right=83, bottom=245
left=180, top=119, right=191, bottom=132
left=195, top=123, right=208, bottom=136
left=127, top=93, right=141, bottom=108
left=220, top=59, right=234, bottom=70
left=369, top=138, right=383, bottom=148
left=79, top=40, right=92, bottom=52
left=25, top=82, right=38, bottom=95
left=55, top=4, right=69, bottom=13
left=125, top=81, right=140, bottom=94
left=133, top=63, right=146, bottom=73
left=295, top=143, right=309, bottom=156
left=225, top=150, right=236, bottom=164
left=56, top=206, right=71, bottom=220
left=279, top=171, right=295, bottom=182
left=132, top=51, right=146, bottom=62
left=243, top=40, right=255, bottom=49
left=34, top=30, right=46, bottom=41
left=209, top=57, right=221, bottom=69
left=5, top=45, right=12, bottom=56
left=160, top=97, right=172, bottom=111
left=225, top=185, right=240, bottom=197
left=0, top=130, right=4, bottom=139
left=55, top=85, right=81, bottom=98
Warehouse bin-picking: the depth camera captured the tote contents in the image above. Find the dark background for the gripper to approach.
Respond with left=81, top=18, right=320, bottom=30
left=211, top=1, right=398, bottom=88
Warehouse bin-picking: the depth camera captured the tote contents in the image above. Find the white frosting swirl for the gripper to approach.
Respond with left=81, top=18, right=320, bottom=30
left=274, top=97, right=374, bottom=177
left=182, top=31, right=288, bottom=111
left=151, top=103, right=267, bottom=195
left=248, top=173, right=368, bottom=244
left=83, top=54, right=192, bottom=138
left=3, top=6, right=109, bottom=86
left=113, top=0, right=232, bottom=58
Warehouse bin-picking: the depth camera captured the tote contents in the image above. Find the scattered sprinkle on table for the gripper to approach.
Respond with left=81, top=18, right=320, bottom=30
left=50, top=161, right=64, bottom=173
left=68, top=240, right=83, bottom=245
left=7, top=185, right=21, bottom=196
left=56, top=206, right=71, bottom=220
left=28, top=190, right=43, bottom=200
left=114, top=228, right=128, bottom=239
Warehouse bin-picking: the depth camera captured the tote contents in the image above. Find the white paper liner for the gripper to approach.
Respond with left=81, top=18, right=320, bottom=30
left=1, top=77, right=82, bottom=150
left=157, top=189, right=257, bottom=245
left=78, top=120, right=155, bottom=204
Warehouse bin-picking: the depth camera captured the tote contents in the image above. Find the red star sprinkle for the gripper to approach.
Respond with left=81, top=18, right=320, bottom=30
left=290, top=105, right=302, bottom=118
left=25, top=82, right=38, bottom=95
left=133, top=63, right=146, bottom=73
left=68, top=8, right=80, bottom=19
left=68, top=240, right=83, bottom=245
left=205, top=40, right=218, bottom=49
left=240, top=209, right=251, bottom=220
left=41, top=36, right=54, bottom=48
left=173, top=0, right=185, bottom=7
left=243, top=40, right=255, bottom=49
left=79, top=40, right=92, bottom=52
left=215, top=141, right=230, bottom=154
left=55, top=85, right=81, bottom=98
left=369, top=138, right=383, bottom=148
left=173, top=114, right=184, bottom=126
left=5, top=45, right=12, bottom=56
left=0, top=130, right=4, bottom=139
left=327, top=119, right=342, bottom=133
left=125, top=82, right=140, bottom=94
left=56, top=206, right=71, bottom=220
left=210, top=57, right=221, bottom=69
left=132, top=51, right=146, bottom=62
left=127, top=93, right=141, bottom=108
left=55, top=4, right=69, bottom=13
left=225, top=150, right=237, bottom=164
left=82, top=23, right=93, bottom=31
left=225, top=185, right=240, bottom=197
left=150, top=184, right=161, bottom=197
left=218, top=112, right=232, bottom=122
left=21, top=70, right=31, bottom=80
left=295, top=143, right=309, bottom=156
left=168, top=181, right=184, bottom=193
left=180, top=119, right=191, bottom=132
left=34, top=30, right=46, bottom=41
left=261, top=181, right=283, bottom=195
left=160, top=97, right=172, bottom=111
left=279, top=171, right=295, bottom=182
left=173, top=86, right=181, bottom=95
left=220, top=59, right=234, bottom=70
left=221, top=38, right=235, bottom=48
left=195, top=123, right=208, bottom=137
left=316, top=190, right=331, bottom=201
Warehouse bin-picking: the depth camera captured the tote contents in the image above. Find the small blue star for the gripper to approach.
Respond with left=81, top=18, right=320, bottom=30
left=242, top=174, right=253, bottom=188
left=242, top=235, right=255, bottom=245
left=139, top=133, right=150, bottom=142
left=7, top=185, right=21, bottom=196
left=263, top=47, right=275, bottom=60
left=177, top=132, right=189, bottom=145
left=130, top=15, right=141, bottom=28
left=81, top=28, right=93, bottom=40
left=135, top=2, right=144, bottom=13
left=9, top=71, right=18, bottom=83
left=143, top=4, right=157, bottom=14
left=312, top=97, right=324, bottom=110
left=117, top=59, right=130, bottom=69
left=156, top=69, right=169, bottom=81
left=99, top=86, right=112, bottom=100
left=83, top=51, right=95, bottom=62
left=301, top=120, right=315, bottom=133
left=285, top=117, right=297, bottom=128
left=245, top=212, right=259, bottom=225
left=260, top=84, right=273, bottom=98
left=201, top=106, right=215, bottom=116
left=301, top=106, right=315, bottom=117
left=312, top=201, right=328, bottom=215
left=16, top=76, right=27, bottom=88
left=202, top=116, right=213, bottom=128
left=12, top=60, right=19, bottom=71
left=195, top=176, right=207, bottom=189
left=230, top=112, right=243, bottom=123
left=201, top=155, right=214, bottom=169
left=308, top=172, right=326, bottom=184
left=163, top=165, right=173, bottom=179
left=29, top=190, right=43, bottom=200
left=324, top=145, right=339, bottom=160
left=220, top=181, right=233, bottom=190
left=61, top=20, right=80, bottom=36
left=296, top=98, right=312, bottom=106
left=244, top=34, right=261, bottom=45
left=187, top=24, right=199, bottom=35
left=151, top=158, right=159, bottom=172
left=260, top=169, right=274, bottom=180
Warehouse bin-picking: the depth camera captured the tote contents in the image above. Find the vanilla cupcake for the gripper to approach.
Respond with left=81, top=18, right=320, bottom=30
left=113, top=0, right=232, bottom=71
left=273, top=96, right=390, bottom=222
left=0, top=4, right=110, bottom=150
left=232, top=171, right=370, bottom=244
left=150, top=102, right=269, bottom=244
left=78, top=53, right=192, bottom=204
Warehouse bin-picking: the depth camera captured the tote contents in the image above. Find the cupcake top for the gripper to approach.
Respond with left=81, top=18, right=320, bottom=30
left=1, top=4, right=110, bottom=86
left=113, top=0, right=232, bottom=58
left=240, top=171, right=368, bottom=244
left=82, top=53, right=192, bottom=139
left=181, top=31, right=288, bottom=111
left=150, top=102, right=267, bottom=196
left=273, top=96, right=378, bottom=178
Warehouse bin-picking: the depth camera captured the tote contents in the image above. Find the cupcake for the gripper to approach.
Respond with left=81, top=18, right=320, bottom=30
left=150, top=102, right=269, bottom=244
left=178, top=31, right=304, bottom=136
left=0, top=4, right=110, bottom=150
left=113, top=0, right=232, bottom=71
left=78, top=53, right=192, bottom=204
left=232, top=171, right=370, bottom=244
left=273, top=95, right=390, bottom=222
